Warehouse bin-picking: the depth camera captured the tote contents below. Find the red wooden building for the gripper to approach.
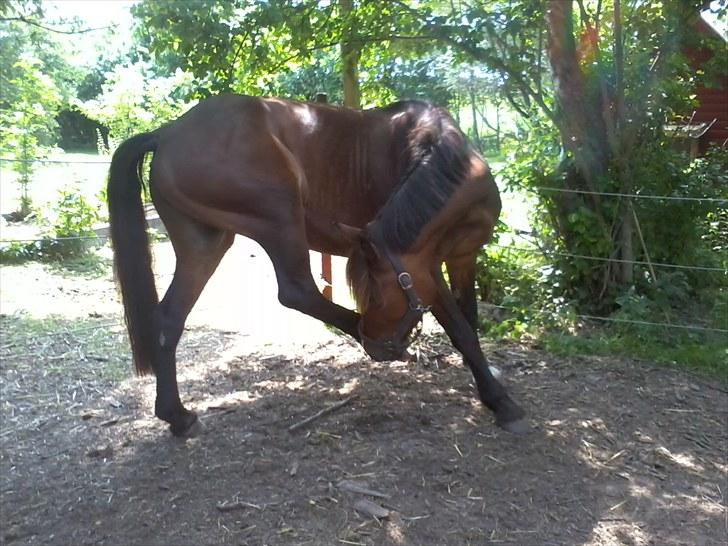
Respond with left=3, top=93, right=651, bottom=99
left=674, top=14, right=728, bottom=155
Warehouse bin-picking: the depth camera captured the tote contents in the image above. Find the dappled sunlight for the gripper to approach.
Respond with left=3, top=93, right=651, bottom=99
left=197, top=389, right=261, bottom=411
left=252, top=376, right=307, bottom=392
left=652, top=445, right=705, bottom=473
left=338, top=378, right=359, bottom=395
left=0, top=261, right=121, bottom=320
left=588, top=520, right=652, bottom=546
left=3, top=303, right=726, bottom=545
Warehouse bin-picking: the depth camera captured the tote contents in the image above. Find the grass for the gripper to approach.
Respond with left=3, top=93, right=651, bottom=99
left=0, top=313, right=131, bottom=383
left=477, top=294, right=727, bottom=380
left=538, top=327, right=727, bottom=381
left=48, top=249, right=112, bottom=278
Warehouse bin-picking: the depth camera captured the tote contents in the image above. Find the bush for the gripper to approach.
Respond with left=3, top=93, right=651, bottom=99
left=0, top=188, right=101, bottom=264
left=474, top=144, right=726, bottom=370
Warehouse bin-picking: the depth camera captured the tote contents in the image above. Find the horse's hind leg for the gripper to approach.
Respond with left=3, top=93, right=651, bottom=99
left=152, top=196, right=234, bottom=436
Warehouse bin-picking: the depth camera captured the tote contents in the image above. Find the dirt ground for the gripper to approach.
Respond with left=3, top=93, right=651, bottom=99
left=1, top=249, right=726, bottom=546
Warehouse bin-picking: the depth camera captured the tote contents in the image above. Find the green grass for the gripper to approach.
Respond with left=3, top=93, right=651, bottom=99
left=478, top=296, right=727, bottom=380
left=538, top=328, right=727, bottom=381
left=48, top=249, right=112, bottom=278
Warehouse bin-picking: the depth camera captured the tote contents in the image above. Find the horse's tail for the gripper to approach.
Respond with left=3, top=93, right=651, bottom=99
left=107, top=132, right=159, bottom=376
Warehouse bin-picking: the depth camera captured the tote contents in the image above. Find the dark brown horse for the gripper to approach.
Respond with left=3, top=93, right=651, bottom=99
left=107, top=94, right=526, bottom=436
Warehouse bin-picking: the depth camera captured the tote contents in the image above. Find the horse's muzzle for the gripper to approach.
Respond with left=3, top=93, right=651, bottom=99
left=357, top=318, right=419, bottom=362
left=360, top=334, right=409, bottom=362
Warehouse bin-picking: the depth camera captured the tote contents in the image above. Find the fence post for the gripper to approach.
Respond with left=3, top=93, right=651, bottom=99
left=315, top=92, right=333, bottom=301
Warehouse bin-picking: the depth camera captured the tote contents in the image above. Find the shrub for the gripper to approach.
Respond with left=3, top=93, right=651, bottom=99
left=0, top=187, right=101, bottom=263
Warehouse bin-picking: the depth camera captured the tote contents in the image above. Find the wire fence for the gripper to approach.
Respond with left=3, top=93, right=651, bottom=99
left=490, top=243, right=726, bottom=273
left=1, top=155, right=726, bottom=339
left=524, top=185, right=728, bottom=204
left=483, top=302, right=728, bottom=334
left=0, top=157, right=111, bottom=165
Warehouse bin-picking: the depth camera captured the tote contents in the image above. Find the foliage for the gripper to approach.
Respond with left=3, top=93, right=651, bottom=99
left=0, top=0, right=114, bottom=208
left=77, top=63, right=195, bottom=148
left=131, top=1, right=426, bottom=102
left=0, top=186, right=101, bottom=263
left=478, top=246, right=726, bottom=374
left=0, top=54, right=61, bottom=215
left=0, top=12, right=69, bottom=215
left=542, top=328, right=727, bottom=378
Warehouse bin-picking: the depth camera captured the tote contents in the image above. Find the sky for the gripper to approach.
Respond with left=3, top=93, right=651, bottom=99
left=45, top=0, right=135, bottom=29
left=43, top=0, right=136, bottom=65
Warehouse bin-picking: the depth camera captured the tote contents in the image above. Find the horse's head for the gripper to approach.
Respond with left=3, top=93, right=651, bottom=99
left=341, top=224, right=430, bottom=361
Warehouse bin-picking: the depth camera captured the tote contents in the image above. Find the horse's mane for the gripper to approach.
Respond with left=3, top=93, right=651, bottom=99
left=346, top=104, right=473, bottom=311
left=372, top=105, right=472, bottom=253
left=346, top=248, right=376, bottom=313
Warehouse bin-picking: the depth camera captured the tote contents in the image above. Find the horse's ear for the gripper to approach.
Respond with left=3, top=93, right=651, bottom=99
left=336, top=223, right=363, bottom=244
left=337, top=223, right=381, bottom=262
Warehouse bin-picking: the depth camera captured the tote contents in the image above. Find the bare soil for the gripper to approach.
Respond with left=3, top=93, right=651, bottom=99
left=1, top=256, right=726, bottom=546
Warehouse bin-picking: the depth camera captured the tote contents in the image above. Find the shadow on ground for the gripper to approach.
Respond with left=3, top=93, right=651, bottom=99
left=1, top=313, right=726, bottom=546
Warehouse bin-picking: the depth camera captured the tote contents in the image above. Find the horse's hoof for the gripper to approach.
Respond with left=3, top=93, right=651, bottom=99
left=170, top=414, right=201, bottom=438
left=498, top=417, right=531, bottom=435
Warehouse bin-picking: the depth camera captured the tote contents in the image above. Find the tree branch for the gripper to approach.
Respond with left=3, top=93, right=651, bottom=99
left=503, top=89, right=532, bottom=119
left=0, top=15, right=113, bottom=34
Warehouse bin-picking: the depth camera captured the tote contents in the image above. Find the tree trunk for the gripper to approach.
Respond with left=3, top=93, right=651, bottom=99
left=468, top=79, right=480, bottom=149
left=339, top=0, right=360, bottom=108
left=495, top=102, right=501, bottom=153
left=545, top=0, right=608, bottom=186
left=544, top=0, right=627, bottom=305
left=618, top=204, right=634, bottom=285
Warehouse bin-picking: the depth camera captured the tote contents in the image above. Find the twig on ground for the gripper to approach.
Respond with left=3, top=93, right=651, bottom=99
left=216, top=500, right=262, bottom=512
left=288, top=395, right=356, bottom=432
left=337, top=480, right=390, bottom=499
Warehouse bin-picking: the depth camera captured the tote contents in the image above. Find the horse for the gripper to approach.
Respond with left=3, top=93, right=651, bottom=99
left=107, top=94, right=527, bottom=436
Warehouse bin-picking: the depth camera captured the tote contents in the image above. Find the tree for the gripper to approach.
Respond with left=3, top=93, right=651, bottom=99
left=400, top=0, right=725, bottom=307
left=0, top=1, right=76, bottom=216
left=130, top=0, right=425, bottom=105
left=77, top=63, right=195, bottom=149
left=127, top=0, right=725, bottom=310
left=339, top=0, right=360, bottom=107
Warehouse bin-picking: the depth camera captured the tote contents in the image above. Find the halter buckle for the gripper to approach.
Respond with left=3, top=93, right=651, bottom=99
left=397, top=271, right=414, bottom=290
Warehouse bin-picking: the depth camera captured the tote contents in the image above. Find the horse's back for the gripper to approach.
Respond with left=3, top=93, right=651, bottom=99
left=148, top=95, right=490, bottom=253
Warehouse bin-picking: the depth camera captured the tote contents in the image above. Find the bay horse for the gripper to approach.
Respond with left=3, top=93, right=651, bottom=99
left=107, top=94, right=527, bottom=436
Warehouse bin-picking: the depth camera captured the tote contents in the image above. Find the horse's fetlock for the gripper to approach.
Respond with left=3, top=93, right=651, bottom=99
left=278, top=284, right=311, bottom=311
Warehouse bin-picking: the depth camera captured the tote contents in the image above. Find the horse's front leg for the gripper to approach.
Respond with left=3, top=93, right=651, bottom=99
left=430, top=268, right=528, bottom=433
left=445, top=254, right=479, bottom=331
left=259, top=228, right=361, bottom=341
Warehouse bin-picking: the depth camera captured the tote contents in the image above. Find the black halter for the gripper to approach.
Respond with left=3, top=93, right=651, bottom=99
left=357, top=243, right=429, bottom=359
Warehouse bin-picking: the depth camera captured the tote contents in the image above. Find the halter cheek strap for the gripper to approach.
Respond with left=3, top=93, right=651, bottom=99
left=355, top=225, right=430, bottom=357
left=389, top=256, right=430, bottom=315
left=367, top=249, right=429, bottom=350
